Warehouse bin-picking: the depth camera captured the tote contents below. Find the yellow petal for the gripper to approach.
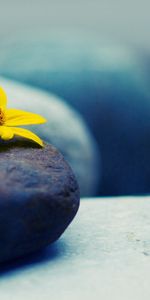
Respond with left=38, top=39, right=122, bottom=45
left=5, top=109, right=47, bottom=126
left=11, top=127, right=44, bottom=147
left=0, top=126, right=14, bottom=140
left=0, top=87, right=7, bottom=108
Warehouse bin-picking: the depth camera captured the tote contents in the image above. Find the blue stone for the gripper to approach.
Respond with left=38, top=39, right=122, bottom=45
left=0, top=141, right=80, bottom=263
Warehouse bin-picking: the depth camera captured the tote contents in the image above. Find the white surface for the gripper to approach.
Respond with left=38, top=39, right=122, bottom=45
left=0, top=0, right=150, bottom=50
left=0, top=197, right=150, bottom=300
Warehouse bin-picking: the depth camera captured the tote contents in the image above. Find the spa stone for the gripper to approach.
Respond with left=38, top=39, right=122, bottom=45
left=0, top=140, right=80, bottom=263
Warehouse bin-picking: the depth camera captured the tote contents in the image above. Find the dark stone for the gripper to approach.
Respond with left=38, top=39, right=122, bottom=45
left=0, top=139, right=80, bottom=263
left=0, top=32, right=149, bottom=195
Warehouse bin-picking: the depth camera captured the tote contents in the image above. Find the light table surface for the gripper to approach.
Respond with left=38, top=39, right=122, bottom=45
left=0, top=197, right=150, bottom=300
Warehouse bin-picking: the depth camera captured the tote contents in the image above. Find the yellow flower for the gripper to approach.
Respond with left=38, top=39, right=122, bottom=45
left=0, top=87, right=47, bottom=147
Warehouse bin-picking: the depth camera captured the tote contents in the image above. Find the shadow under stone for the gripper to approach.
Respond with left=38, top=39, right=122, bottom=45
left=0, top=239, right=67, bottom=277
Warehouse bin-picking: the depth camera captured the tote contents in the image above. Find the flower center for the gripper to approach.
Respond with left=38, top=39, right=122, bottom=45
left=0, top=108, right=5, bottom=125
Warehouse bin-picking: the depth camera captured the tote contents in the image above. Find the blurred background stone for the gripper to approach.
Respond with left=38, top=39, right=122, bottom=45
left=0, top=32, right=149, bottom=195
left=0, top=77, right=101, bottom=197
